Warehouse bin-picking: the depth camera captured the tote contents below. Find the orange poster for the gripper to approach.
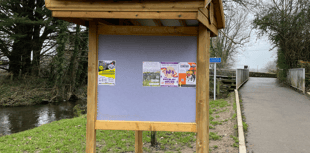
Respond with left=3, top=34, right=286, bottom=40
left=178, top=62, right=196, bottom=87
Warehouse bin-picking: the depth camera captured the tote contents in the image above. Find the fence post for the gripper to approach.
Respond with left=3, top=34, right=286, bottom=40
left=236, top=69, right=238, bottom=89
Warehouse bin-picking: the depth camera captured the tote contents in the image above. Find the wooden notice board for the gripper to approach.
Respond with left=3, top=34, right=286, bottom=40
left=45, top=0, right=226, bottom=152
left=97, top=35, right=197, bottom=123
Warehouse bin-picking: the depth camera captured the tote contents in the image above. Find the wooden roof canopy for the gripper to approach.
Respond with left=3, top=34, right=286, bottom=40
left=45, top=0, right=225, bottom=37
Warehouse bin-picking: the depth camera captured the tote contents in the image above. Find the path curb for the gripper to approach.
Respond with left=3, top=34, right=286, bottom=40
left=234, top=89, right=246, bottom=153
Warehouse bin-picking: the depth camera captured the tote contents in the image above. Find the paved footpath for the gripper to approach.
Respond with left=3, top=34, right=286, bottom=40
left=239, top=77, right=310, bottom=153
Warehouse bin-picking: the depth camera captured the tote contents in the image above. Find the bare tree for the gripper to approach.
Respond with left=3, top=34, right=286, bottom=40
left=210, top=2, right=252, bottom=69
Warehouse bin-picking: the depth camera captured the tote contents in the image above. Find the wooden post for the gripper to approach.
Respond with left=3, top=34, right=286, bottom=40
left=135, top=131, right=143, bottom=153
left=86, top=21, right=98, bottom=153
left=196, top=23, right=210, bottom=153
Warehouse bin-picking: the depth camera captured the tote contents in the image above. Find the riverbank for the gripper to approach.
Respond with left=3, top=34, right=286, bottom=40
left=0, top=94, right=238, bottom=153
left=0, top=72, right=87, bottom=107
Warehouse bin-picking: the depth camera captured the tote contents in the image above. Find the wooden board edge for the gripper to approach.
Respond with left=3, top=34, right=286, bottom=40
left=47, top=8, right=199, bottom=12
left=197, top=10, right=218, bottom=36
left=213, top=0, right=225, bottom=29
left=46, top=0, right=203, bottom=12
left=95, top=121, right=197, bottom=132
left=86, top=21, right=98, bottom=153
left=98, top=25, right=198, bottom=36
left=196, top=23, right=210, bottom=153
left=135, top=131, right=143, bottom=153
left=51, top=11, right=197, bottom=20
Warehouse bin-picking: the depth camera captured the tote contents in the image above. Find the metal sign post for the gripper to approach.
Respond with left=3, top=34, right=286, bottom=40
left=210, top=57, right=221, bottom=100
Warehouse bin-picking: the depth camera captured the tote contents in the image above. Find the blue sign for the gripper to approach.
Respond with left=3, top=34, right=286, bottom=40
left=210, top=57, right=221, bottom=63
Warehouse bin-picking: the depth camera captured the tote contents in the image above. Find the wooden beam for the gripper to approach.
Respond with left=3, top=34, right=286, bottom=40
left=135, top=131, right=143, bottom=153
left=198, top=7, right=217, bottom=28
left=197, top=9, right=218, bottom=36
left=209, top=2, right=214, bottom=25
left=45, top=0, right=203, bottom=12
left=153, top=19, right=163, bottom=26
left=213, top=0, right=225, bottom=29
left=130, top=19, right=142, bottom=26
left=95, top=121, right=197, bottom=132
left=196, top=23, right=210, bottom=153
left=119, top=19, right=125, bottom=25
left=179, top=20, right=187, bottom=26
left=96, top=19, right=114, bottom=25
left=52, top=11, right=197, bottom=20
left=98, top=25, right=198, bottom=36
left=204, top=0, right=211, bottom=8
left=86, top=21, right=98, bottom=153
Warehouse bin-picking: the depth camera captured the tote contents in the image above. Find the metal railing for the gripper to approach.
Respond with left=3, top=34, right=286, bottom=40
left=236, top=69, right=249, bottom=89
left=287, top=68, right=305, bottom=93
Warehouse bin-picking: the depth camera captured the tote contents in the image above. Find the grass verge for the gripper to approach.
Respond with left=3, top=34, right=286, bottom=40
left=0, top=95, right=237, bottom=153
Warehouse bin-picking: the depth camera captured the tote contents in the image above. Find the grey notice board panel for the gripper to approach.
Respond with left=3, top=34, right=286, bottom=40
left=97, top=35, right=197, bottom=123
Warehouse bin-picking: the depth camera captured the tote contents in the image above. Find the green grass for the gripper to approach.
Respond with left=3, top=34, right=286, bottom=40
left=231, top=113, right=237, bottom=120
left=209, top=132, right=221, bottom=140
left=0, top=114, right=199, bottom=153
left=230, top=135, right=239, bottom=148
left=209, top=99, right=229, bottom=109
left=243, top=121, right=248, bottom=132
left=0, top=98, right=234, bottom=152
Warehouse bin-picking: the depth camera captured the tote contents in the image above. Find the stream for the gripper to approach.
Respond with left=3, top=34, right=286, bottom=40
left=0, top=100, right=86, bottom=136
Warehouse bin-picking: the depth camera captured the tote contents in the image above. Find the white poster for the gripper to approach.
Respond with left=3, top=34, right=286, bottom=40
left=160, top=62, right=179, bottom=87
left=143, top=62, right=161, bottom=87
left=98, top=60, right=116, bottom=85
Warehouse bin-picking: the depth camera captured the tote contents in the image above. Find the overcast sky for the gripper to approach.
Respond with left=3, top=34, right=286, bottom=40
left=232, top=10, right=277, bottom=72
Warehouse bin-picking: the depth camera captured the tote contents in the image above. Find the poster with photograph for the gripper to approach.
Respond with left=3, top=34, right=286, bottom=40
left=178, top=62, right=196, bottom=87
left=143, top=62, right=161, bottom=87
left=98, top=60, right=116, bottom=85
left=160, top=62, right=179, bottom=87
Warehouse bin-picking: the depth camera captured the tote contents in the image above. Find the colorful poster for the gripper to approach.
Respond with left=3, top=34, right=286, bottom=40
left=178, top=62, right=197, bottom=87
left=98, top=60, right=116, bottom=85
left=160, top=62, right=179, bottom=87
left=143, top=62, right=161, bottom=87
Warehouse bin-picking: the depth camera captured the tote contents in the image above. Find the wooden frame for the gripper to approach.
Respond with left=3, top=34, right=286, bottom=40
left=52, top=11, right=198, bottom=20
left=46, top=0, right=225, bottom=152
left=86, top=23, right=210, bottom=153
left=98, top=25, right=198, bottom=36
left=45, top=0, right=204, bottom=12
left=96, top=120, right=197, bottom=132
left=86, top=21, right=98, bottom=153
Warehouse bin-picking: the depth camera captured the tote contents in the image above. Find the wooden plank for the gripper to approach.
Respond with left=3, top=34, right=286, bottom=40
left=45, top=0, right=203, bottom=12
left=95, top=121, right=197, bottom=132
left=204, top=0, right=211, bottom=8
left=135, top=131, right=143, bottom=153
left=196, top=23, right=210, bottom=153
left=213, top=0, right=225, bottom=29
left=210, top=2, right=214, bottom=25
left=86, top=21, right=98, bottom=153
left=198, top=7, right=218, bottom=28
left=179, top=20, right=187, bottom=26
left=98, top=25, right=198, bottom=36
left=197, top=9, right=218, bottom=36
left=52, top=11, right=197, bottom=20
left=96, top=19, right=115, bottom=26
left=130, top=19, right=142, bottom=26
left=153, top=19, right=163, bottom=26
